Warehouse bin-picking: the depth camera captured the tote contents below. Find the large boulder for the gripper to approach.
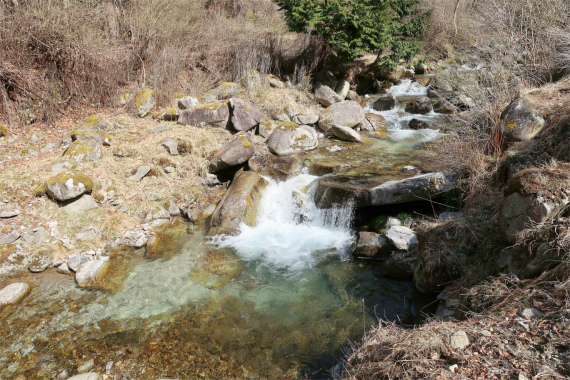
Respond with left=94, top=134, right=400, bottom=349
left=44, top=170, right=93, bottom=201
left=178, top=103, right=230, bottom=128
left=209, top=132, right=255, bottom=172
left=202, top=82, right=238, bottom=102
left=134, top=88, right=156, bottom=118
left=209, top=171, right=269, bottom=235
left=229, top=97, right=261, bottom=132
left=318, top=101, right=366, bottom=133
left=500, top=97, right=545, bottom=142
left=266, top=122, right=318, bottom=156
left=63, top=140, right=102, bottom=162
left=314, top=172, right=454, bottom=208
left=372, top=93, right=397, bottom=111
left=405, top=96, right=433, bottom=114
left=315, top=83, right=343, bottom=107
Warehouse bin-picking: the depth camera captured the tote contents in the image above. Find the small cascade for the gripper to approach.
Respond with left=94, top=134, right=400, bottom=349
left=387, top=79, right=428, bottom=97
left=213, top=172, right=355, bottom=273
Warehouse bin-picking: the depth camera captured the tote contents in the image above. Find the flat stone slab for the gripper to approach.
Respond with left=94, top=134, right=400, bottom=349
left=128, top=165, right=151, bottom=182
left=63, top=195, right=98, bottom=215
left=0, top=210, right=19, bottom=218
left=0, top=282, right=30, bottom=307
left=0, top=231, right=21, bottom=245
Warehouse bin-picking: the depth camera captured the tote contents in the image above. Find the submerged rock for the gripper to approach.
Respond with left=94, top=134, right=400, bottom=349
left=66, top=372, right=101, bottom=380
left=75, top=258, right=110, bottom=288
left=266, top=122, right=318, bottom=156
left=0, top=282, right=30, bottom=307
left=209, top=132, right=254, bottom=172
left=209, top=171, right=268, bottom=235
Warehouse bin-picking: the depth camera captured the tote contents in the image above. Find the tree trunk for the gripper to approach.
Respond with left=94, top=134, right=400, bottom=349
left=316, top=40, right=329, bottom=72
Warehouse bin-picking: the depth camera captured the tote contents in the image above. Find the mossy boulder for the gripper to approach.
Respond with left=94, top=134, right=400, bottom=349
left=266, top=122, right=318, bottom=156
left=63, top=140, right=102, bottom=162
left=209, top=170, right=268, bottom=235
left=71, top=130, right=112, bottom=147
left=135, top=88, right=157, bottom=118
left=209, top=131, right=255, bottom=173
left=258, top=119, right=277, bottom=138
left=202, top=82, right=238, bottom=102
left=318, top=101, right=366, bottom=133
left=0, top=124, right=8, bottom=138
left=500, top=97, right=545, bottom=142
left=178, top=102, right=230, bottom=128
left=44, top=169, right=94, bottom=201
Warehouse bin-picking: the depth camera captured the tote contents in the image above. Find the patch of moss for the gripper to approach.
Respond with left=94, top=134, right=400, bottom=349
left=63, top=140, right=98, bottom=159
left=278, top=121, right=300, bottom=130
left=84, top=115, right=100, bottom=124
left=0, top=124, right=8, bottom=137
left=196, top=103, right=226, bottom=111
left=135, top=88, right=156, bottom=108
left=242, top=140, right=252, bottom=148
left=45, top=170, right=94, bottom=192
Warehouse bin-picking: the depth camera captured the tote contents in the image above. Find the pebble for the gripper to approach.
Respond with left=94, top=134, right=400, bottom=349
left=77, top=359, right=95, bottom=374
left=105, top=361, right=113, bottom=375
left=450, top=330, right=470, bottom=350
left=521, top=307, right=542, bottom=319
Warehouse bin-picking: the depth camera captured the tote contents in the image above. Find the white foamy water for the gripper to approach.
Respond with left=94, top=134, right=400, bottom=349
left=387, top=79, right=428, bottom=97
left=214, top=173, right=354, bottom=273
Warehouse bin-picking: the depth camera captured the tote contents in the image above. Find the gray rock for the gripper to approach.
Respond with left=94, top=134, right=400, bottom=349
left=178, top=103, right=230, bottom=128
left=153, top=207, right=170, bottom=220
left=57, top=262, right=73, bottom=275
left=318, top=101, right=366, bottom=133
left=29, top=255, right=52, bottom=273
left=385, top=217, right=402, bottom=228
left=201, top=83, right=238, bottom=102
left=266, top=123, right=318, bottom=156
left=75, top=258, right=109, bottom=288
left=0, top=282, right=30, bottom=307
left=63, top=195, right=98, bottom=215
left=346, top=90, right=359, bottom=102
left=178, top=96, right=199, bottom=110
left=335, top=80, right=350, bottom=99
left=161, top=139, right=179, bottom=156
left=373, top=93, right=397, bottom=111
left=135, top=89, right=156, bottom=118
left=405, top=96, right=433, bottom=114
left=68, top=255, right=83, bottom=272
left=385, top=226, right=418, bottom=250
left=229, top=98, right=262, bottom=132
left=500, top=97, right=545, bottom=142
left=116, top=231, right=147, bottom=248
left=23, top=227, right=48, bottom=245
left=209, top=132, right=255, bottom=172
left=314, top=83, right=343, bottom=107
left=46, top=170, right=93, bottom=201
left=77, top=359, right=95, bottom=374
left=353, top=232, right=392, bottom=258
left=450, top=330, right=470, bottom=350
left=128, top=165, right=151, bottom=182
left=0, top=210, right=19, bottom=218
left=314, top=70, right=338, bottom=89
left=365, top=113, right=387, bottom=130
left=169, top=199, right=181, bottom=216
left=273, top=113, right=290, bottom=122
left=75, top=226, right=100, bottom=241
left=209, top=171, right=269, bottom=235
left=152, top=124, right=170, bottom=134
left=267, top=75, right=284, bottom=88
left=330, top=124, right=362, bottom=143
left=0, top=231, right=21, bottom=246
left=408, top=118, right=429, bottom=130
left=521, top=307, right=542, bottom=319
left=370, top=172, right=453, bottom=206
left=66, top=372, right=101, bottom=380
left=258, top=120, right=277, bottom=138
left=438, top=211, right=463, bottom=222
left=292, top=113, right=319, bottom=125
left=48, top=161, right=79, bottom=172
left=146, top=192, right=165, bottom=201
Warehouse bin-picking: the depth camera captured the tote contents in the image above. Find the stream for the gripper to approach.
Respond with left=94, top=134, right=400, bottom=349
left=0, top=79, right=450, bottom=379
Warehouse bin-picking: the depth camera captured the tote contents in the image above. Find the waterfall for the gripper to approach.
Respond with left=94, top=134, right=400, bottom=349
left=213, top=172, right=355, bottom=273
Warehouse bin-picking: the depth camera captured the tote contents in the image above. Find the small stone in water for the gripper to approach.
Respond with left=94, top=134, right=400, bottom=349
left=105, top=361, right=113, bottom=374
left=77, top=359, right=94, bottom=374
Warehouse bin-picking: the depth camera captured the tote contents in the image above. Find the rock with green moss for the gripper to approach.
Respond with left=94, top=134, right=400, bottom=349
left=209, top=170, right=268, bottom=235
left=135, top=88, right=157, bottom=118
left=44, top=170, right=93, bottom=201
left=229, top=97, right=261, bottom=132
left=318, top=101, right=365, bottom=133
left=209, top=132, right=255, bottom=172
left=178, top=103, right=230, bottom=128
left=117, top=92, right=131, bottom=106
left=152, top=107, right=178, bottom=121
left=500, top=97, right=545, bottom=142
left=63, top=140, right=102, bottom=162
left=266, top=122, right=318, bottom=156
left=0, top=124, right=8, bottom=138
left=71, top=130, right=112, bottom=147
left=258, top=119, right=277, bottom=138
left=202, top=82, right=238, bottom=102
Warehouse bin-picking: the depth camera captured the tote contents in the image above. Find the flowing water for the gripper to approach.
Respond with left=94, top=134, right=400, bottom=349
left=0, top=79, right=444, bottom=379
